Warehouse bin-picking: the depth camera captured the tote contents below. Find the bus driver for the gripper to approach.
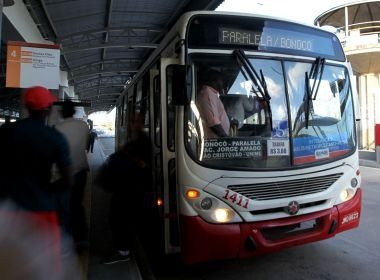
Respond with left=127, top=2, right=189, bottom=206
left=196, top=69, right=230, bottom=138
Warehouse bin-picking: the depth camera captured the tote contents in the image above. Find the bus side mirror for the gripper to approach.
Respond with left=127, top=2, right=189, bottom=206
left=172, top=65, right=191, bottom=105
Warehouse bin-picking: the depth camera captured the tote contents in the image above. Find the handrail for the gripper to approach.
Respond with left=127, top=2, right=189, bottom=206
left=336, top=21, right=380, bottom=33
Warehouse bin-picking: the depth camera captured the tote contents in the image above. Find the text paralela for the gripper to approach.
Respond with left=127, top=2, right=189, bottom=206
left=219, top=27, right=313, bottom=52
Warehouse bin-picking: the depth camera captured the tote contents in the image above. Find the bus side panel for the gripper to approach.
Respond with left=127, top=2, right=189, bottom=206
left=180, top=215, right=240, bottom=265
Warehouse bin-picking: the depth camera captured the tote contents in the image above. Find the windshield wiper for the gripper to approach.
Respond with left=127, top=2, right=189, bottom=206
left=304, top=72, right=312, bottom=129
left=233, top=49, right=270, bottom=100
left=233, top=49, right=273, bottom=130
left=308, top=56, right=325, bottom=100
left=303, top=57, right=326, bottom=129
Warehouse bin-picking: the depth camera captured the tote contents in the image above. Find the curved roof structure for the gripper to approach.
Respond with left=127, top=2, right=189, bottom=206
left=315, top=0, right=380, bottom=75
left=315, top=0, right=380, bottom=29
left=1, top=0, right=223, bottom=116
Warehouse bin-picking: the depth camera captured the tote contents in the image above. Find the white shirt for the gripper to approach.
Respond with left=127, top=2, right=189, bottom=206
left=55, top=118, right=89, bottom=174
left=196, top=85, right=230, bottom=138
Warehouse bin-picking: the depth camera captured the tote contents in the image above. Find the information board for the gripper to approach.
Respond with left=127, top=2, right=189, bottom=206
left=6, top=41, right=60, bottom=89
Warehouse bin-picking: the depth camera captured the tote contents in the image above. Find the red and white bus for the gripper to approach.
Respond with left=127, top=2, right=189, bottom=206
left=115, top=11, right=361, bottom=264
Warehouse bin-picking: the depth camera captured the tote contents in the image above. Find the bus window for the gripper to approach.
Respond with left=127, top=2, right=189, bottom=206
left=130, top=78, right=150, bottom=137
left=186, top=55, right=290, bottom=169
left=136, top=79, right=143, bottom=110
left=153, top=75, right=161, bottom=148
left=166, top=66, right=176, bottom=152
left=120, top=96, right=125, bottom=126
left=286, top=61, right=356, bottom=165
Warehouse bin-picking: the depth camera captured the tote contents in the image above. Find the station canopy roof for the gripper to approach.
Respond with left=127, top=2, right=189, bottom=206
left=315, top=0, right=380, bottom=30
left=1, top=0, right=223, bottom=115
left=314, top=1, right=380, bottom=75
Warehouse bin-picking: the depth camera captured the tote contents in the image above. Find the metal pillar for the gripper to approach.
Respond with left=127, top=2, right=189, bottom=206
left=345, top=6, right=349, bottom=37
left=0, top=0, right=3, bottom=51
left=1, top=0, right=16, bottom=51
left=376, top=124, right=380, bottom=164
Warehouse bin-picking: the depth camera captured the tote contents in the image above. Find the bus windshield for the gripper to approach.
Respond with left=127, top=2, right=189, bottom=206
left=185, top=54, right=356, bottom=169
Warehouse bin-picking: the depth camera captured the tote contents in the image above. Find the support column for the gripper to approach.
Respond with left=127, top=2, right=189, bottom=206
left=367, top=75, right=376, bottom=149
left=0, top=0, right=3, bottom=52
left=359, top=75, right=368, bottom=148
left=376, top=124, right=380, bottom=164
left=345, top=6, right=349, bottom=37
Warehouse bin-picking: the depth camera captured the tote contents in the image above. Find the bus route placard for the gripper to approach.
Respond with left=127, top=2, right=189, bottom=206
left=202, top=138, right=262, bottom=160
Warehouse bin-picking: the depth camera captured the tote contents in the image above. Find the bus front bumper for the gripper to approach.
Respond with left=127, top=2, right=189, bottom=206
left=180, top=188, right=361, bottom=265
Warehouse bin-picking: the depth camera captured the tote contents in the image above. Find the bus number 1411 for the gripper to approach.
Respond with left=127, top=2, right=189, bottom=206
left=223, top=190, right=249, bottom=209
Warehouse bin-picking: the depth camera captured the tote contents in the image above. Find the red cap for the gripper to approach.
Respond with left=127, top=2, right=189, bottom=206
left=23, top=86, right=57, bottom=110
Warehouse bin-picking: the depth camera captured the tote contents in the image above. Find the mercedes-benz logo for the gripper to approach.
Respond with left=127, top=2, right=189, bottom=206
left=286, top=201, right=300, bottom=215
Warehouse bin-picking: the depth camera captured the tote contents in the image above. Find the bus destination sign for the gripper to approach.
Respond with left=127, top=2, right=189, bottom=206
left=219, top=27, right=314, bottom=52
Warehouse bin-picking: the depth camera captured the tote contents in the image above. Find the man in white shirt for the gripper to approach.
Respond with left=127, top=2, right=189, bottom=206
left=196, top=69, right=230, bottom=138
left=55, top=100, right=90, bottom=252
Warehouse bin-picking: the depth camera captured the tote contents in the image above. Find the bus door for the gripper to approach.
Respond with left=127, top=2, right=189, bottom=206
left=149, top=67, right=165, bottom=249
left=158, top=57, right=180, bottom=254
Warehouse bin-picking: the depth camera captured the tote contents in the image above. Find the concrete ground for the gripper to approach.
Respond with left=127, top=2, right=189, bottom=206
left=85, top=138, right=143, bottom=280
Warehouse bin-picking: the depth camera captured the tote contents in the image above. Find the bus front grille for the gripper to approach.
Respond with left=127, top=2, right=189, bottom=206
left=228, top=173, right=343, bottom=201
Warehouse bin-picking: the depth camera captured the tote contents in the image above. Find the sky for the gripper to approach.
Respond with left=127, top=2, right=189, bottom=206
left=89, top=109, right=115, bottom=124
left=217, top=0, right=354, bottom=25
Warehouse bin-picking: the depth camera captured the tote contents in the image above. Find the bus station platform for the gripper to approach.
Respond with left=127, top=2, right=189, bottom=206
left=359, top=150, right=380, bottom=169
left=82, top=137, right=145, bottom=280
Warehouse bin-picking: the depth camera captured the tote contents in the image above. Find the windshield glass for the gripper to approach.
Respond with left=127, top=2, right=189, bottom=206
left=185, top=55, right=355, bottom=169
left=286, top=61, right=355, bottom=165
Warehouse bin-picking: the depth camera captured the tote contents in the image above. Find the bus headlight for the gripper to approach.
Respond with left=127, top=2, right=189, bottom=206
left=213, top=208, right=233, bottom=223
left=184, top=187, right=242, bottom=223
left=340, top=188, right=354, bottom=202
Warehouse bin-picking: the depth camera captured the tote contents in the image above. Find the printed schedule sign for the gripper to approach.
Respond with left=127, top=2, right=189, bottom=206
left=6, top=41, right=60, bottom=89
